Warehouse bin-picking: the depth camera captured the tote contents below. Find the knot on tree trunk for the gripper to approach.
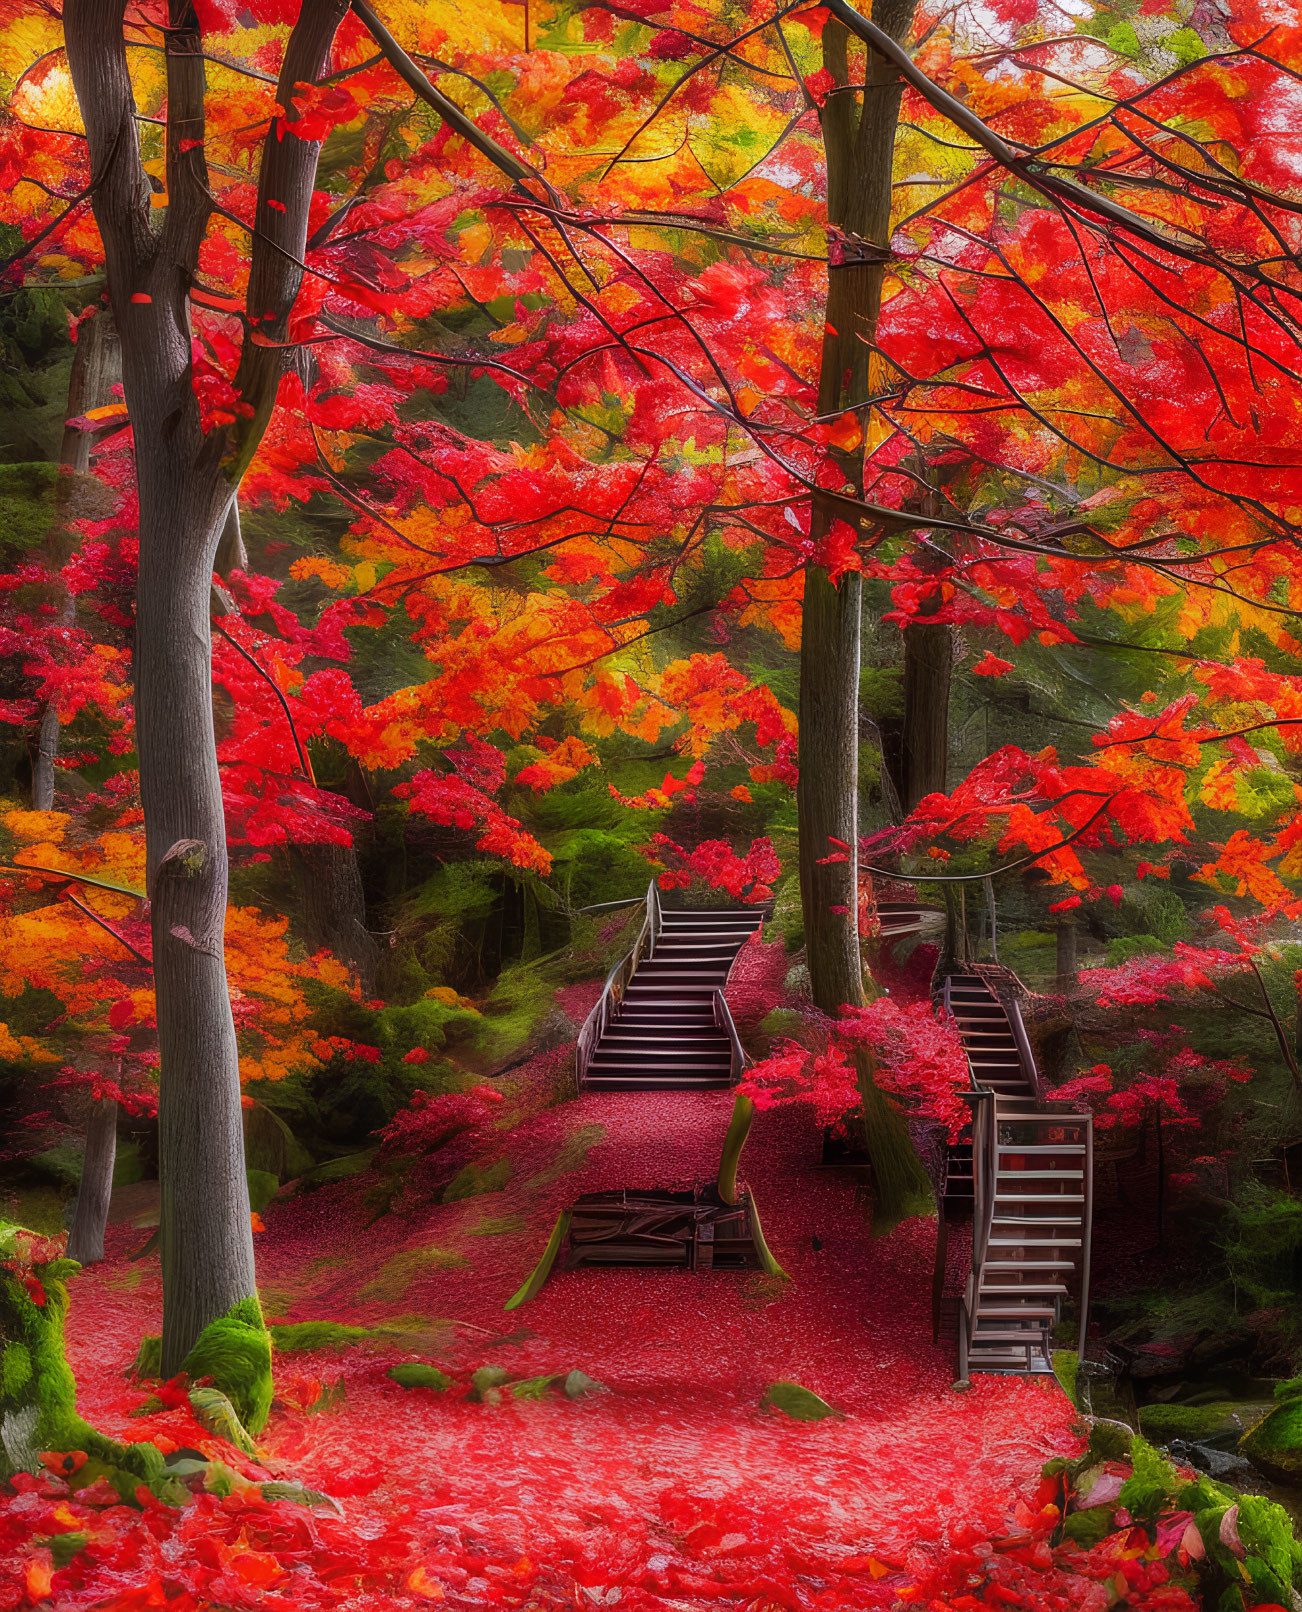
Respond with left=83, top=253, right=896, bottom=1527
left=157, top=838, right=208, bottom=880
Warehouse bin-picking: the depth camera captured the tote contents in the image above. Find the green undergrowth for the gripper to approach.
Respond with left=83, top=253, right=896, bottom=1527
left=1050, top=1422, right=1302, bottom=1607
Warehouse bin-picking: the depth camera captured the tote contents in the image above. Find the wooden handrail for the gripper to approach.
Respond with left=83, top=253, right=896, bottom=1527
left=713, top=987, right=749, bottom=1085
left=1005, top=994, right=1046, bottom=1106
left=575, top=879, right=659, bottom=1088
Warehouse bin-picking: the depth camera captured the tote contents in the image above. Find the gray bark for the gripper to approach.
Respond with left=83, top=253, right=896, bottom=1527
left=797, top=0, right=932, bottom=1227
left=65, top=0, right=349, bottom=1373
left=66, top=1098, right=119, bottom=1266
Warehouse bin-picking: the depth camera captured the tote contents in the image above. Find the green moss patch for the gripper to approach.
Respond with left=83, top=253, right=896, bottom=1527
left=180, top=1296, right=272, bottom=1437
left=1138, top=1401, right=1242, bottom=1445
left=355, top=1245, right=469, bottom=1305
left=270, top=1321, right=378, bottom=1353
left=521, top=1124, right=605, bottom=1192
left=1241, top=1395, right=1302, bottom=1482
left=443, top=1158, right=512, bottom=1203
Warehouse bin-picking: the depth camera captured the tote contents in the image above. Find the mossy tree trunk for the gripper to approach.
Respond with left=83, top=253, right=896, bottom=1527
left=797, top=0, right=932, bottom=1229
left=66, top=1097, right=118, bottom=1266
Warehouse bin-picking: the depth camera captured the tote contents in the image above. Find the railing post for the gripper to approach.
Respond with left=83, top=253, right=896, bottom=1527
left=1077, top=1113, right=1093, bottom=1359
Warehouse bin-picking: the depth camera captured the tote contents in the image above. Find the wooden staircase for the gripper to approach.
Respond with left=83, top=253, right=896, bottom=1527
left=578, top=893, right=768, bottom=1091
left=942, top=970, right=1093, bottom=1377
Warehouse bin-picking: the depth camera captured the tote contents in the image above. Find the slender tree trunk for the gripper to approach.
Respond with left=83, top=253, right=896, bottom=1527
left=66, top=1098, right=119, bottom=1266
left=900, top=621, right=951, bottom=812
left=1056, top=914, right=1078, bottom=991
left=140, top=479, right=256, bottom=1375
left=32, top=307, right=122, bottom=809
left=798, top=0, right=932, bottom=1228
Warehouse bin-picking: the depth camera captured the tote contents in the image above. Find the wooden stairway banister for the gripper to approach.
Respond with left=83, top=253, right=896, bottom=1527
left=713, top=986, right=750, bottom=1085
left=576, top=878, right=658, bottom=1087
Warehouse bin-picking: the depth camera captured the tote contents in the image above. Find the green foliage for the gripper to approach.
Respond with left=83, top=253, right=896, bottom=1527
left=1118, top=889, right=1190, bottom=947
left=0, top=461, right=58, bottom=553
left=180, top=1295, right=273, bottom=1437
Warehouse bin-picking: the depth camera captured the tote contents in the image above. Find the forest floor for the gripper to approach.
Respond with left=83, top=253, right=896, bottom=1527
left=39, top=1076, right=1097, bottom=1609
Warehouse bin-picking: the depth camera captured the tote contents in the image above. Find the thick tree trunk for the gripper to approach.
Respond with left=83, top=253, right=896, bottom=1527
left=900, top=621, right=951, bottom=812
left=32, top=308, right=123, bottom=809
left=797, top=0, right=932, bottom=1227
left=66, top=1098, right=119, bottom=1266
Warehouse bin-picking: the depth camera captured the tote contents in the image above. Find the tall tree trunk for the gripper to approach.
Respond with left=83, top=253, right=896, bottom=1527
left=798, top=0, right=932, bottom=1229
left=66, top=1098, right=118, bottom=1266
left=32, top=307, right=123, bottom=809
left=900, top=621, right=951, bottom=812
left=65, top=0, right=350, bottom=1373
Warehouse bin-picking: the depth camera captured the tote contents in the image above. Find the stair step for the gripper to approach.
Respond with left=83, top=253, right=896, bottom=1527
left=997, top=1170, right=1084, bottom=1180
left=585, top=1077, right=732, bottom=1089
left=968, top=1329, right=1052, bottom=1344
left=994, top=1195, right=1085, bottom=1205
left=989, top=1237, right=1082, bottom=1248
left=980, top=1283, right=1069, bottom=1297
left=996, top=1145, right=1087, bottom=1155
left=985, top=1260, right=1076, bottom=1270
left=975, top=1307, right=1057, bottom=1319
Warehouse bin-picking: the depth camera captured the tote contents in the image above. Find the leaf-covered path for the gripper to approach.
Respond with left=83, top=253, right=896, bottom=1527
left=58, top=1083, right=1084, bottom=1607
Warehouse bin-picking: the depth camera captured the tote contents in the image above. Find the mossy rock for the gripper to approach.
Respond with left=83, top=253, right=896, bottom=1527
left=387, top=1362, right=451, bottom=1391
left=1241, top=1395, right=1302, bottom=1483
left=1139, top=1401, right=1243, bottom=1445
left=469, top=1363, right=512, bottom=1403
left=180, top=1296, right=272, bottom=1437
left=761, top=1381, right=838, bottom=1422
